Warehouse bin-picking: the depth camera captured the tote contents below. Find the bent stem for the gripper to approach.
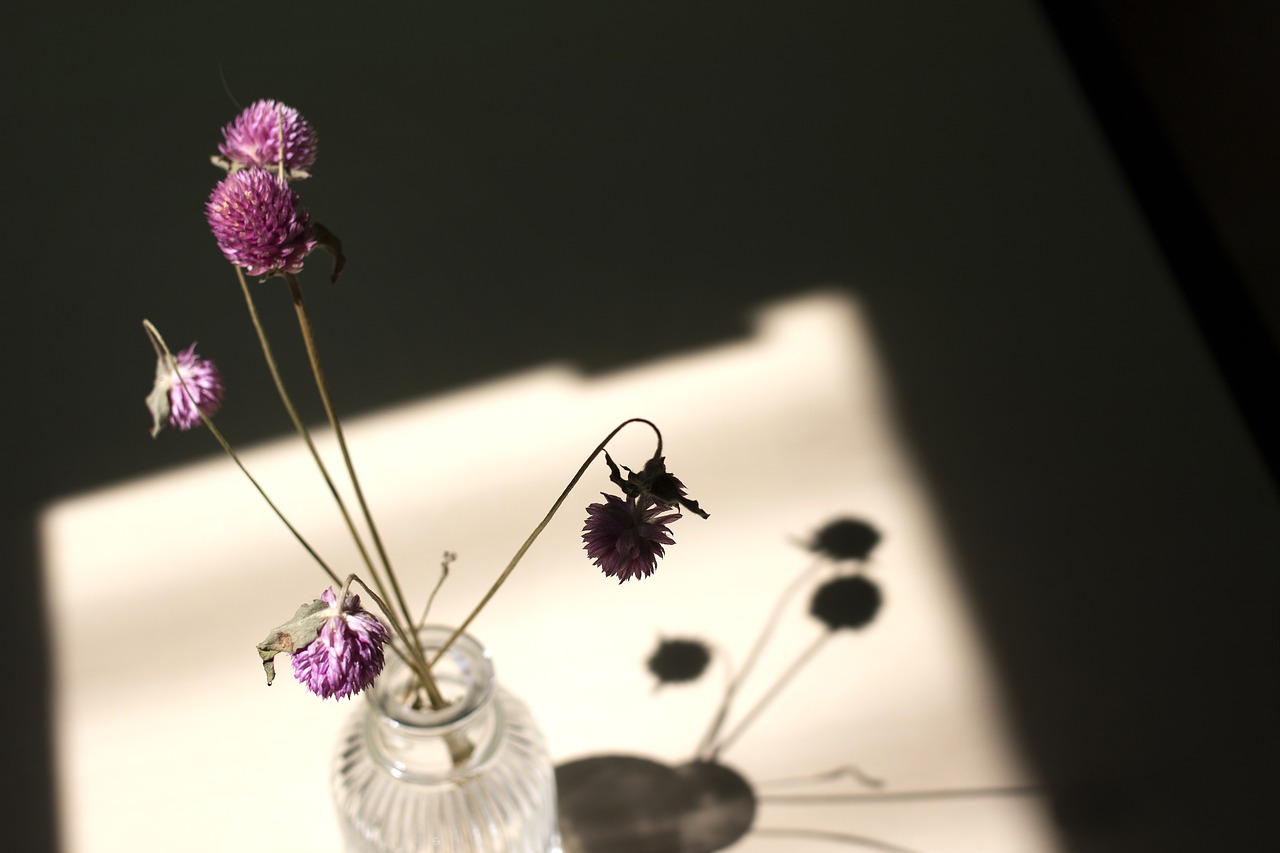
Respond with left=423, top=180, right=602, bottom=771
left=430, top=417, right=663, bottom=667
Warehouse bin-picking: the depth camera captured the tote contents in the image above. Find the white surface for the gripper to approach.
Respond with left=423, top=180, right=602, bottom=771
left=44, top=291, right=1059, bottom=852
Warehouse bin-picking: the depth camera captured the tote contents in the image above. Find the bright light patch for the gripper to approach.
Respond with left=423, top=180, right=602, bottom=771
left=43, top=290, right=1060, bottom=853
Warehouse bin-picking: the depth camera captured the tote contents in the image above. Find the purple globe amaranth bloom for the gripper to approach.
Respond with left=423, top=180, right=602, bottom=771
left=289, top=588, right=391, bottom=700
left=583, top=493, right=682, bottom=583
left=216, top=99, right=317, bottom=175
left=206, top=168, right=317, bottom=276
left=145, top=342, right=224, bottom=437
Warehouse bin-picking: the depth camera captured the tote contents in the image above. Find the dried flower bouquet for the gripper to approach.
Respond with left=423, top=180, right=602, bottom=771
left=143, top=99, right=707, bottom=715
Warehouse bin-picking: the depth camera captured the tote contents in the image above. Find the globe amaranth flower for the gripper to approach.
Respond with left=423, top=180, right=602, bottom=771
left=145, top=342, right=224, bottom=437
left=583, top=493, right=682, bottom=583
left=288, top=588, right=391, bottom=700
left=216, top=99, right=317, bottom=175
left=206, top=168, right=317, bottom=276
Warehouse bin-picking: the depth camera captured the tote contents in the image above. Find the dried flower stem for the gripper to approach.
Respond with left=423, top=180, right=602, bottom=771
left=431, top=417, right=663, bottom=667
left=416, top=553, right=454, bottom=630
left=234, top=268, right=382, bottom=586
left=282, top=272, right=445, bottom=708
left=232, top=267, right=442, bottom=707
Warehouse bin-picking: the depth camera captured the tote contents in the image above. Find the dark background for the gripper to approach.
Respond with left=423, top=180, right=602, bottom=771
left=4, top=2, right=1277, bottom=851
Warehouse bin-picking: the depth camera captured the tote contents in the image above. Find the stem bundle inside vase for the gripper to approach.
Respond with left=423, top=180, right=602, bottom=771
left=142, top=97, right=709, bottom=724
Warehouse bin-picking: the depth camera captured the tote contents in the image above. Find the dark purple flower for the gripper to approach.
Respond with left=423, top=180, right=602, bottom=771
left=582, top=493, right=681, bottom=583
left=217, top=99, right=317, bottom=174
left=206, top=168, right=317, bottom=276
left=146, top=342, right=224, bottom=437
left=289, top=588, right=391, bottom=700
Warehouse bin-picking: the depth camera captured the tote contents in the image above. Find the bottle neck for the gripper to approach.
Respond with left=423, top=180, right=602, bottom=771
left=365, top=626, right=500, bottom=783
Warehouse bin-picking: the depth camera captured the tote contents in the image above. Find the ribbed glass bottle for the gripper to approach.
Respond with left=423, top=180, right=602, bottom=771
left=332, top=627, right=561, bottom=853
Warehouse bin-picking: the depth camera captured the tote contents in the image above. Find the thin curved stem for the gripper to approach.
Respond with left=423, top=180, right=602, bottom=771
left=430, top=417, right=663, bottom=666
left=709, top=631, right=830, bottom=761
left=417, top=553, right=454, bottom=630
left=696, top=554, right=829, bottom=759
left=143, top=320, right=340, bottom=589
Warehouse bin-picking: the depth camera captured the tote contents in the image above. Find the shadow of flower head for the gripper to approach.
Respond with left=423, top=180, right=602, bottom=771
left=810, top=575, right=883, bottom=631
left=809, top=518, right=882, bottom=562
left=648, top=638, right=712, bottom=684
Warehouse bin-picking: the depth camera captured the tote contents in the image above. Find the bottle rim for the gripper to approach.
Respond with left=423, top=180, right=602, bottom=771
left=368, top=625, right=496, bottom=732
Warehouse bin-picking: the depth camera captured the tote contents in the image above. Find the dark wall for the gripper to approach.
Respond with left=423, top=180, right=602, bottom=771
left=4, top=3, right=1276, bottom=851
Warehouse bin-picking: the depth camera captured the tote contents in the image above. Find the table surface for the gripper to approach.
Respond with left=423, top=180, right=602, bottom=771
left=44, top=291, right=1059, bottom=852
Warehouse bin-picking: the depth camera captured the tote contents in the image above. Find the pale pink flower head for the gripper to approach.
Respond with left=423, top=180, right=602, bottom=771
left=146, top=342, right=224, bottom=437
left=582, top=493, right=682, bottom=583
left=206, top=168, right=317, bottom=276
left=289, top=588, right=391, bottom=700
left=217, top=99, right=317, bottom=175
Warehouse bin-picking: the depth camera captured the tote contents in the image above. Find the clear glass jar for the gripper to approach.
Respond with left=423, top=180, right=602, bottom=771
left=332, top=626, right=561, bottom=853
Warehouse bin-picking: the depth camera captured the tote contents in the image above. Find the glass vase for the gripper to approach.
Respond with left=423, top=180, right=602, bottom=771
left=332, top=626, right=561, bottom=853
